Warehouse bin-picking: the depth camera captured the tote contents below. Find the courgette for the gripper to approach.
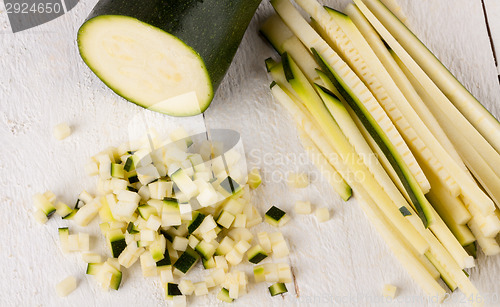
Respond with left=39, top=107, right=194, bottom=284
left=78, top=0, right=262, bottom=116
left=312, top=50, right=434, bottom=227
left=358, top=0, right=500, bottom=154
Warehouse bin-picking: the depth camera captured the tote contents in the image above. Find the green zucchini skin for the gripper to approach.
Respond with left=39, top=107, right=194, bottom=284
left=82, top=0, right=262, bottom=99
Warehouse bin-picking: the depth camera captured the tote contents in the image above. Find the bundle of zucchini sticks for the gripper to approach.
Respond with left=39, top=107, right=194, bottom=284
left=261, top=0, right=500, bottom=303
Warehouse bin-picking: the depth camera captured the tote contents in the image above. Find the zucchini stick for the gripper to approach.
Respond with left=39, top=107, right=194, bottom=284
left=345, top=3, right=465, bottom=173
left=318, top=5, right=459, bottom=196
left=360, top=0, right=500, bottom=156
left=269, top=82, right=428, bottom=254
left=299, top=131, right=352, bottom=201
left=352, top=0, right=498, bottom=216
left=298, top=0, right=430, bottom=194
left=271, top=0, right=434, bottom=227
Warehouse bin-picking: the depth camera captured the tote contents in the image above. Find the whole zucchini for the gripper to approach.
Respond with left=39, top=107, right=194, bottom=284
left=78, top=0, right=262, bottom=116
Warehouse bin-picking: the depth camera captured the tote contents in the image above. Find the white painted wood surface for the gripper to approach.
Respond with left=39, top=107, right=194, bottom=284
left=484, top=0, right=500, bottom=75
left=0, top=0, right=499, bottom=306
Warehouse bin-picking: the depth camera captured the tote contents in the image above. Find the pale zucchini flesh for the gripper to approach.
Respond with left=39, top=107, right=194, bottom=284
left=298, top=0, right=430, bottom=194
left=269, top=78, right=428, bottom=255
left=352, top=0, right=497, bottom=216
left=312, top=50, right=434, bottom=227
left=345, top=3, right=467, bottom=173
left=299, top=130, right=352, bottom=201
left=78, top=16, right=212, bottom=116
left=323, top=5, right=458, bottom=196
left=392, top=50, right=499, bottom=216
left=271, top=0, right=433, bottom=227
left=360, top=0, right=500, bottom=155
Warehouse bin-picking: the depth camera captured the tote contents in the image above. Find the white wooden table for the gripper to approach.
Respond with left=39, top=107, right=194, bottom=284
left=1, top=1, right=499, bottom=306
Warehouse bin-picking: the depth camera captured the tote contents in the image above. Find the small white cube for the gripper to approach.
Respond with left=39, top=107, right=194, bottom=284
left=84, top=161, right=99, bottom=177
left=159, top=268, right=174, bottom=283
left=204, top=275, right=216, bottom=288
left=179, top=279, right=194, bottom=295
left=146, top=215, right=161, bottom=231
left=234, top=240, right=251, bottom=254
left=194, top=282, right=209, bottom=296
left=383, top=284, right=398, bottom=299
left=294, top=201, right=312, bottom=214
left=82, top=252, right=101, bottom=263
left=78, top=233, right=90, bottom=252
left=53, top=123, right=71, bottom=140
left=33, top=209, right=48, bottom=224
left=233, top=214, right=246, bottom=228
left=188, top=235, right=200, bottom=249
left=315, top=207, right=330, bottom=223
left=140, top=229, right=157, bottom=242
left=55, top=276, right=77, bottom=297
left=172, top=295, right=187, bottom=307
left=172, top=236, right=189, bottom=252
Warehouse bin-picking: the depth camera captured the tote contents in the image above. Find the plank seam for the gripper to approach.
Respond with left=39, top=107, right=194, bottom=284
left=481, top=0, right=500, bottom=83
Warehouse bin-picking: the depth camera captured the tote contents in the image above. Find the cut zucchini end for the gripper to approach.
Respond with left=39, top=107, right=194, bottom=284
left=78, top=15, right=213, bottom=117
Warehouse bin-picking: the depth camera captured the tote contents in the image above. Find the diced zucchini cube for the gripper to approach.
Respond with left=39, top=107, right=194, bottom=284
left=217, top=211, right=235, bottom=229
left=278, top=263, right=292, bottom=283
left=315, top=207, right=330, bottom=223
left=233, top=214, right=246, bottom=228
left=107, top=229, right=126, bottom=258
left=33, top=193, right=56, bottom=217
left=55, top=276, right=77, bottom=297
left=188, top=235, right=200, bottom=249
left=58, top=227, right=69, bottom=253
left=383, top=284, right=398, bottom=299
left=248, top=168, right=262, bottom=189
left=173, top=248, right=200, bottom=274
left=111, top=163, right=125, bottom=178
left=53, top=123, right=71, bottom=141
left=172, top=236, right=189, bottom=252
left=257, top=232, right=272, bottom=254
left=217, top=288, right=234, bottom=303
left=214, top=256, right=229, bottom=272
left=253, top=266, right=266, bottom=283
left=172, top=295, right=187, bottom=307
left=165, top=283, right=182, bottom=300
left=86, top=263, right=102, bottom=275
left=202, top=257, right=216, bottom=269
left=264, top=206, right=289, bottom=227
left=159, top=267, right=174, bottom=283
left=194, top=282, right=208, bottom=296
left=179, top=279, right=195, bottom=296
left=247, top=245, right=268, bottom=264
left=219, top=176, right=241, bottom=196
left=146, top=215, right=161, bottom=231
left=188, top=211, right=205, bottom=234
left=269, top=282, right=287, bottom=296
left=225, top=249, right=243, bottom=266
left=215, top=236, right=235, bottom=256
left=234, top=240, right=251, bottom=254
left=195, top=240, right=217, bottom=260
left=140, top=252, right=157, bottom=277
left=149, top=235, right=167, bottom=262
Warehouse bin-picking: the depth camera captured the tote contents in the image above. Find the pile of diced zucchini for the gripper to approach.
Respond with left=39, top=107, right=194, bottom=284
left=34, top=128, right=292, bottom=304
